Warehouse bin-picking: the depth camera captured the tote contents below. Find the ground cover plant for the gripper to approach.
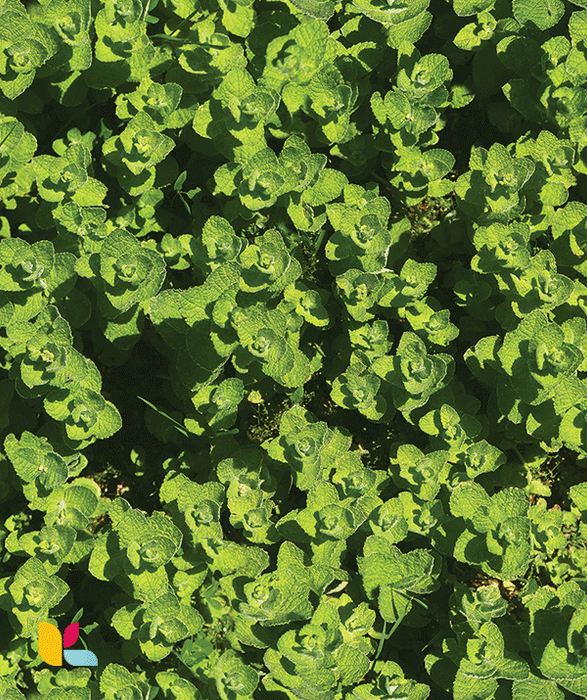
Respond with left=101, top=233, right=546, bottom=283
left=8, top=0, right=587, bottom=698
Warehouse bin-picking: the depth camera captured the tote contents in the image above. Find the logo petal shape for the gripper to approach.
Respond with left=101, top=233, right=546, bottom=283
left=64, top=649, right=98, bottom=666
left=63, top=623, right=79, bottom=648
left=38, top=623, right=62, bottom=666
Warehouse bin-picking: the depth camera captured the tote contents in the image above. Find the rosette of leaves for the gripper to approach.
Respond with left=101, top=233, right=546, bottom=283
left=386, top=145, right=455, bottom=207
left=398, top=491, right=446, bottom=538
left=358, top=534, right=440, bottom=624
left=190, top=215, right=245, bottom=274
left=399, top=298, right=459, bottom=347
left=193, top=67, right=280, bottom=159
left=28, top=0, right=92, bottom=73
left=239, top=228, right=301, bottom=296
left=96, top=0, right=145, bottom=40
left=3, top=430, right=71, bottom=497
left=264, top=405, right=349, bottom=491
left=0, top=239, right=76, bottom=324
left=267, top=594, right=375, bottom=694
left=261, top=18, right=340, bottom=94
left=102, top=112, right=175, bottom=195
left=335, top=268, right=390, bottom=321
left=389, top=444, right=449, bottom=501
left=371, top=84, right=439, bottom=151
left=31, top=142, right=105, bottom=206
left=118, top=508, right=183, bottom=574
left=231, top=303, right=311, bottom=389
left=111, top=591, right=203, bottom=662
left=331, top=355, right=394, bottom=422
left=93, top=0, right=152, bottom=77
left=283, top=281, right=330, bottom=327
left=498, top=250, right=574, bottom=319
left=96, top=228, right=166, bottom=315
left=441, top=620, right=530, bottom=698
left=4, top=435, right=89, bottom=522
left=372, top=45, right=455, bottom=152
left=451, top=581, right=509, bottom=626
left=280, top=66, right=357, bottom=146
left=331, top=211, right=393, bottom=272
left=213, top=650, right=259, bottom=700
left=53, top=201, right=109, bottom=255
left=41, top=478, right=102, bottom=534
left=462, top=439, right=507, bottom=479
left=447, top=482, right=532, bottom=580
left=348, top=319, right=392, bottom=361
left=216, top=449, right=279, bottom=544
left=326, top=184, right=393, bottom=273
left=455, top=142, right=535, bottom=223
left=368, top=498, right=409, bottom=544
left=17, top=310, right=74, bottom=390
left=99, top=664, right=153, bottom=700
left=159, top=471, right=225, bottom=549
left=471, top=222, right=532, bottom=274
left=0, top=117, right=36, bottom=205
left=8, top=524, right=77, bottom=575
left=372, top=332, right=454, bottom=417
left=239, top=553, right=314, bottom=626
left=330, top=460, right=389, bottom=515
left=239, top=502, right=278, bottom=545
left=0, top=238, right=55, bottom=294
left=353, top=660, right=431, bottom=700
left=184, top=378, right=244, bottom=437
left=263, top=621, right=342, bottom=700
left=524, top=583, right=587, bottom=697
left=237, top=147, right=289, bottom=211
left=497, top=309, right=584, bottom=409
left=44, top=384, right=123, bottom=449
left=418, top=404, right=482, bottom=462
left=0, top=4, right=53, bottom=99
left=3, top=306, right=100, bottom=399
left=378, top=258, right=436, bottom=309
left=156, top=672, right=202, bottom=700
left=116, top=77, right=184, bottom=128
left=550, top=201, right=587, bottom=277
left=277, top=480, right=360, bottom=554
left=280, top=134, right=328, bottom=193
left=514, top=130, right=576, bottom=210
left=90, top=504, right=182, bottom=600
left=282, top=136, right=347, bottom=232
left=0, top=557, right=69, bottom=637
left=351, top=0, right=431, bottom=47
left=396, top=43, right=452, bottom=106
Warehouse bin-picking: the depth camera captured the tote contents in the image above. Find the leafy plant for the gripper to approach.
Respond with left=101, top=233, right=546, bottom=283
left=2, top=1, right=587, bottom=700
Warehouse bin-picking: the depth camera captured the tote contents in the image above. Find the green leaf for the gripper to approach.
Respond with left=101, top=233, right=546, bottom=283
left=512, top=0, right=565, bottom=30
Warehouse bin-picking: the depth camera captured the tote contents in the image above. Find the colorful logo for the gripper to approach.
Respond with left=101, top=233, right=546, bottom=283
left=39, top=622, right=98, bottom=667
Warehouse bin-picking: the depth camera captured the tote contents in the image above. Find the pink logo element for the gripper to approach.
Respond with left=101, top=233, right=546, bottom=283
left=63, top=623, right=79, bottom=649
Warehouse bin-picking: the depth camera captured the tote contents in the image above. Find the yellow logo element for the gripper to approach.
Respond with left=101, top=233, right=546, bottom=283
left=38, top=622, right=63, bottom=666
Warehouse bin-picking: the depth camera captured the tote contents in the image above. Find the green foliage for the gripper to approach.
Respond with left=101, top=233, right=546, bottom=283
left=2, top=1, right=587, bottom=700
